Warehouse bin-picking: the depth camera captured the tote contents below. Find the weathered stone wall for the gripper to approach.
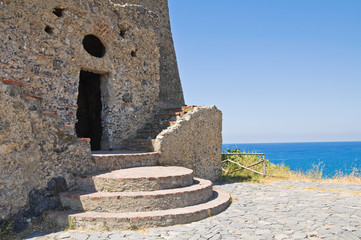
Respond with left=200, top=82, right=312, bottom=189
left=154, top=106, right=223, bottom=181
left=0, top=80, right=94, bottom=219
left=0, top=0, right=160, bottom=150
left=111, top=0, right=185, bottom=107
left=0, top=0, right=161, bottom=219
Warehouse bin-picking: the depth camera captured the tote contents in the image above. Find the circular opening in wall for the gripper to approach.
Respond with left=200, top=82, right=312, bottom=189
left=82, top=34, right=106, bottom=58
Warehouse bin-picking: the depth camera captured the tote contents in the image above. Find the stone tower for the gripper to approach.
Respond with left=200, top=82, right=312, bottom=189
left=110, top=0, right=185, bottom=107
left=0, top=0, right=222, bottom=223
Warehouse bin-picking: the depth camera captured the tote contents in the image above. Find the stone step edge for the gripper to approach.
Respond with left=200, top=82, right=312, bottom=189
left=59, top=179, right=213, bottom=212
left=75, top=166, right=194, bottom=192
left=45, top=188, right=230, bottom=230
left=90, top=152, right=159, bottom=172
left=78, top=166, right=193, bottom=181
left=61, top=178, right=211, bottom=201
left=92, top=152, right=159, bottom=157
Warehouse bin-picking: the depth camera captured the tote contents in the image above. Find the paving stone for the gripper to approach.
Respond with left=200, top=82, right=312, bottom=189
left=328, top=226, right=343, bottom=234
left=353, top=230, right=361, bottom=237
left=99, top=232, right=113, bottom=238
left=307, top=237, right=322, bottom=240
left=22, top=181, right=361, bottom=240
left=57, top=232, right=71, bottom=239
left=209, top=233, right=221, bottom=240
left=69, top=233, right=89, bottom=240
left=255, top=229, right=271, bottom=235
left=292, top=231, right=307, bottom=239
left=340, top=231, right=359, bottom=240
left=43, top=232, right=60, bottom=239
left=274, top=233, right=289, bottom=240
left=109, top=233, right=128, bottom=240
left=88, top=235, right=106, bottom=240
left=258, top=220, right=271, bottom=226
left=305, top=231, right=318, bottom=238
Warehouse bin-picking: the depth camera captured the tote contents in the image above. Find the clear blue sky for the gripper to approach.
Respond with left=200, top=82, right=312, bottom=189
left=168, top=0, right=361, bottom=144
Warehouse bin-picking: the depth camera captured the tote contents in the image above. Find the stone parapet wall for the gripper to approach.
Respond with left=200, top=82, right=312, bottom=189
left=154, top=106, right=223, bottom=181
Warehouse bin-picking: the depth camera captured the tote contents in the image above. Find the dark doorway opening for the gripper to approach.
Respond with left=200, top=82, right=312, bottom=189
left=76, top=70, right=103, bottom=150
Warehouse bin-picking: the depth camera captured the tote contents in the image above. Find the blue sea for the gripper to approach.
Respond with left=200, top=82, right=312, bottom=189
left=222, top=142, right=361, bottom=178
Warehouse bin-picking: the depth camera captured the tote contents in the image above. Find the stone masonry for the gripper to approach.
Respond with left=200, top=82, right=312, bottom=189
left=1, top=0, right=163, bottom=219
left=1, top=0, right=161, bottom=150
left=110, top=0, right=185, bottom=107
left=0, top=0, right=222, bottom=222
left=154, top=106, right=223, bottom=182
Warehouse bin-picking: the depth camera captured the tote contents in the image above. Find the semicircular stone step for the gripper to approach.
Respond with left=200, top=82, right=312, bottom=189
left=91, top=151, right=159, bottom=172
left=46, top=188, right=230, bottom=230
left=76, top=166, right=194, bottom=192
left=60, top=178, right=212, bottom=212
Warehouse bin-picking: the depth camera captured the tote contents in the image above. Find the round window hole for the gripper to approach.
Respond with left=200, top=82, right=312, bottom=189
left=82, top=34, right=106, bottom=58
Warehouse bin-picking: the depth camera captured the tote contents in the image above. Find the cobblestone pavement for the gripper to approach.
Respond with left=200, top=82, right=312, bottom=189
left=24, top=181, right=361, bottom=240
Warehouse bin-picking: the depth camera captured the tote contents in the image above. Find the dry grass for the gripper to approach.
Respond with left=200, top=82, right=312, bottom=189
left=220, top=150, right=361, bottom=185
left=260, top=170, right=361, bottom=185
left=321, top=169, right=361, bottom=184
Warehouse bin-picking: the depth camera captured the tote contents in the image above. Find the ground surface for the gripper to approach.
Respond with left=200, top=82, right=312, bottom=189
left=22, top=181, right=361, bottom=240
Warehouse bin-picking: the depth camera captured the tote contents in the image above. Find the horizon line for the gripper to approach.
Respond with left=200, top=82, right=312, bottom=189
left=222, top=140, right=361, bottom=145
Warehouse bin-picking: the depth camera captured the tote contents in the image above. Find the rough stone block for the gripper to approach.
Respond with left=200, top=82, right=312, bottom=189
left=154, top=106, right=223, bottom=181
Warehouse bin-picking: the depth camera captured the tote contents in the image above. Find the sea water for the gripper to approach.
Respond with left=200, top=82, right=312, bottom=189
left=222, top=142, right=361, bottom=178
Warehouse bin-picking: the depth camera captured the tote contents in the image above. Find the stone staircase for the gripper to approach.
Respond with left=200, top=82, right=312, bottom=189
left=45, top=154, right=231, bottom=230
left=122, top=106, right=195, bottom=152
left=3, top=78, right=229, bottom=230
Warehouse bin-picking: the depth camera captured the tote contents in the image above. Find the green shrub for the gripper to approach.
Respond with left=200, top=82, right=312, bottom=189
left=221, top=149, right=292, bottom=182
